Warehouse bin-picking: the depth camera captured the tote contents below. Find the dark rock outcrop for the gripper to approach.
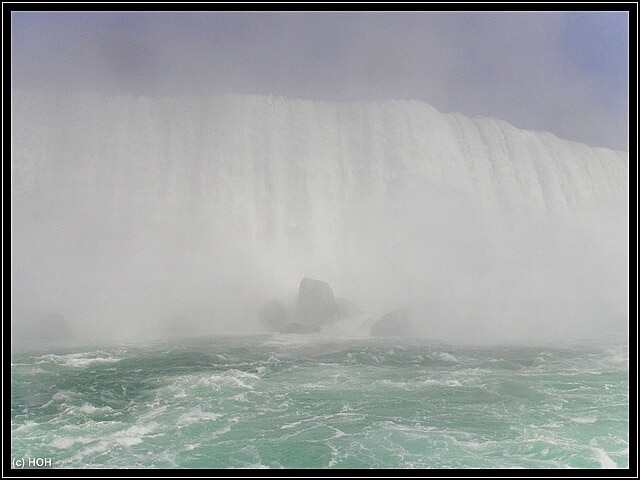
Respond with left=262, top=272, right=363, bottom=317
left=260, top=278, right=359, bottom=334
left=370, top=309, right=415, bottom=337
left=296, top=277, right=338, bottom=325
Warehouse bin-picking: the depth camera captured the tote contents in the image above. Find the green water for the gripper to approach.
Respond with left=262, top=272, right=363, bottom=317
left=11, top=335, right=628, bottom=469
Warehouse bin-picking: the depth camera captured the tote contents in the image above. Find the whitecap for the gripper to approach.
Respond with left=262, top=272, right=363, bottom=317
left=421, top=379, right=462, bottom=387
left=228, top=377, right=254, bottom=390
left=76, top=404, right=115, bottom=415
left=51, top=435, right=94, bottom=449
left=26, top=367, right=46, bottom=375
left=40, top=352, right=122, bottom=368
left=571, top=416, right=597, bottom=424
left=280, top=420, right=303, bottom=430
left=195, top=370, right=258, bottom=390
left=434, top=351, right=458, bottom=362
left=13, top=420, right=39, bottom=432
left=172, top=389, right=187, bottom=399
left=592, top=447, right=617, bottom=468
left=110, top=422, right=159, bottom=448
left=227, top=369, right=261, bottom=380
left=52, top=391, right=73, bottom=401
left=114, top=436, right=143, bottom=447
left=177, top=408, right=222, bottom=426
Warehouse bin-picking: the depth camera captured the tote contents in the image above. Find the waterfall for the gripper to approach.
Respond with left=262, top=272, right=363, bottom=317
left=12, top=90, right=628, bottom=343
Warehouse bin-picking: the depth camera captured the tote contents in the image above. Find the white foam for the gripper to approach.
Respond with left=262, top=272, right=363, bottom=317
left=177, top=409, right=222, bottom=426
left=280, top=420, right=304, bottom=430
left=434, top=351, right=458, bottom=362
left=606, top=349, right=629, bottom=366
left=111, top=423, right=159, bottom=448
left=228, top=369, right=261, bottom=380
left=195, top=369, right=259, bottom=390
left=52, top=391, right=73, bottom=401
left=173, top=389, right=187, bottom=399
left=379, top=421, right=437, bottom=438
left=51, top=435, right=94, bottom=449
left=76, top=404, right=115, bottom=415
left=114, top=436, right=144, bottom=447
left=26, top=367, right=46, bottom=375
left=40, top=352, right=121, bottom=368
left=66, top=423, right=159, bottom=461
left=571, top=416, right=597, bottom=424
left=421, top=379, right=462, bottom=387
left=13, top=420, right=39, bottom=432
left=228, top=377, right=254, bottom=390
left=592, top=447, right=617, bottom=468
left=138, top=405, right=167, bottom=421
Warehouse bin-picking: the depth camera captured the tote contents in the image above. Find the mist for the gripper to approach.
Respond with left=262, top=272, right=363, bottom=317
left=11, top=91, right=628, bottom=348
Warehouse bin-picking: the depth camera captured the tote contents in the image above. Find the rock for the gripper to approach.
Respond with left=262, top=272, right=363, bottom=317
left=259, top=300, right=290, bottom=332
left=260, top=279, right=351, bottom=334
left=370, top=309, right=415, bottom=337
left=296, top=278, right=338, bottom=325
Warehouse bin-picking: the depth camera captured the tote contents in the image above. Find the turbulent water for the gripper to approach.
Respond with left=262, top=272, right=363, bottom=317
left=11, top=335, right=628, bottom=469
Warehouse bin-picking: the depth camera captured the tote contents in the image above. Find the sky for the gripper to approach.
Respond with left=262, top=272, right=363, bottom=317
left=11, top=10, right=629, bottom=151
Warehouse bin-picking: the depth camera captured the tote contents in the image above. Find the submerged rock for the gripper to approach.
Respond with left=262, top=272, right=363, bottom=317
left=296, top=277, right=338, bottom=325
left=370, top=309, right=415, bottom=337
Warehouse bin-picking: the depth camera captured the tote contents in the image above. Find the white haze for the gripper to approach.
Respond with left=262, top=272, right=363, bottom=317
left=11, top=91, right=628, bottom=347
left=11, top=12, right=629, bottom=151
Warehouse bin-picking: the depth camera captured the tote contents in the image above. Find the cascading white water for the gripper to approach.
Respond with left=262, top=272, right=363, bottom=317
left=12, top=90, right=628, bottom=344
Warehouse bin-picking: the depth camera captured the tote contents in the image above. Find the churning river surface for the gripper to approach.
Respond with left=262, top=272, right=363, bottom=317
left=11, top=334, right=628, bottom=469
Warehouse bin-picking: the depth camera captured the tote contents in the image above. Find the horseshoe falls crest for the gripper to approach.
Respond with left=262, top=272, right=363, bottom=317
left=11, top=91, right=629, bottom=469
